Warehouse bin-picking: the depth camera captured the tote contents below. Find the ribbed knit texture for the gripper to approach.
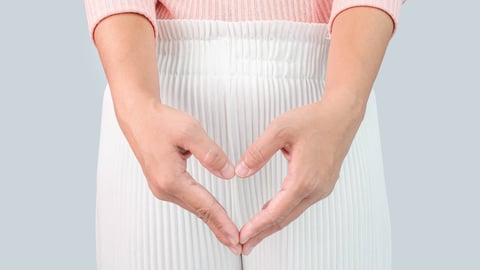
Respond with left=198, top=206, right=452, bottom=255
left=84, top=0, right=404, bottom=41
left=96, top=20, right=391, bottom=269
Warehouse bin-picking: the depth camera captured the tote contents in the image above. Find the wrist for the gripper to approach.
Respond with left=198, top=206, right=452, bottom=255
left=111, top=87, right=162, bottom=122
left=319, top=88, right=369, bottom=122
left=322, top=87, right=369, bottom=115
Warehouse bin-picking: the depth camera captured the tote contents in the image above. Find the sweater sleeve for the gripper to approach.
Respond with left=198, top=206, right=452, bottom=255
left=328, top=0, right=405, bottom=35
left=84, top=0, right=158, bottom=43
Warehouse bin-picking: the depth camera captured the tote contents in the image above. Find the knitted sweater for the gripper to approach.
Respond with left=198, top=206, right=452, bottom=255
left=84, top=0, right=404, bottom=41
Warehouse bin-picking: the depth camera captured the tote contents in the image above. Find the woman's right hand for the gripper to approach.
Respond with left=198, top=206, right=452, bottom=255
left=93, top=13, right=241, bottom=255
left=114, top=97, right=242, bottom=255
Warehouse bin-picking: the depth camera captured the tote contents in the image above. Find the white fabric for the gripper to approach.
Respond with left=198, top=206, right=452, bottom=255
left=96, top=19, right=391, bottom=270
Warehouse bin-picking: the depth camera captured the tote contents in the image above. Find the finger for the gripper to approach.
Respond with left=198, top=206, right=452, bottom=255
left=172, top=172, right=242, bottom=255
left=235, top=122, right=289, bottom=178
left=186, top=127, right=235, bottom=179
left=241, top=198, right=313, bottom=255
left=239, top=181, right=306, bottom=244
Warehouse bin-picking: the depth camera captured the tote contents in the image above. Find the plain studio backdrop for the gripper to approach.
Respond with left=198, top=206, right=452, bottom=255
left=0, top=1, right=478, bottom=269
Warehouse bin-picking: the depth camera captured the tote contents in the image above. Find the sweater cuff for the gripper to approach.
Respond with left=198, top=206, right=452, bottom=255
left=328, top=0, right=405, bottom=36
left=84, top=0, right=158, bottom=44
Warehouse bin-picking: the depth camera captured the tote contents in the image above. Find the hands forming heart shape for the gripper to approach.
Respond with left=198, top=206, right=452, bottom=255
left=118, top=94, right=366, bottom=256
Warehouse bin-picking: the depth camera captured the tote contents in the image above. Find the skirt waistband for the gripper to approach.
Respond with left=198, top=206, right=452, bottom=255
left=155, top=19, right=331, bottom=80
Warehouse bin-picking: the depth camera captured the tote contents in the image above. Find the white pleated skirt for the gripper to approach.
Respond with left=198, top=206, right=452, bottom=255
left=96, top=19, right=391, bottom=270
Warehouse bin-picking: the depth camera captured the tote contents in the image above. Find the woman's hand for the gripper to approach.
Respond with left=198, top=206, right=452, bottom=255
left=93, top=13, right=242, bottom=255
left=115, top=97, right=242, bottom=255
left=235, top=94, right=367, bottom=255
left=235, top=5, right=394, bottom=256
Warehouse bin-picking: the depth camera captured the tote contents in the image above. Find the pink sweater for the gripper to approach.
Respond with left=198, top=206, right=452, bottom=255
left=84, top=0, right=404, bottom=41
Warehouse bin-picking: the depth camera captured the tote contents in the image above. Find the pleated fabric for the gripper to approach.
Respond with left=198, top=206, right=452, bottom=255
left=96, top=19, right=391, bottom=270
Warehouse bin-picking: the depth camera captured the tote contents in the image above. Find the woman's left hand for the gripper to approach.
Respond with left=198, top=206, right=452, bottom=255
left=235, top=93, right=368, bottom=255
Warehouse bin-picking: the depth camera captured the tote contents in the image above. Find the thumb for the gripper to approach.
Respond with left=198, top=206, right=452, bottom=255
left=187, top=128, right=235, bottom=179
left=235, top=123, right=288, bottom=178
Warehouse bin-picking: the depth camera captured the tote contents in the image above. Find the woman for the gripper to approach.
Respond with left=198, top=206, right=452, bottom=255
left=85, top=0, right=404, bottom=269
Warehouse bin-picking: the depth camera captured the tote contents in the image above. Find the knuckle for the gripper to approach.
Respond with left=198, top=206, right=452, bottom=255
left=176, top=119, right=200, bottom=142
left=296, top=185, right=314, bottom=199
left=271, top=219, right=284, bottom=232
left=319, top=172, right=339, bottom=198
left=147, top=173, right=178, bottom=195
left=320, top=187, right=335, bottom=200
left=312, top=182, right=335, bottom=201
left=195, top=200, right=218, bottom=225
left=272, top=217, right=287, bottom=232
left=203, top=147, right=224, bottom=169
left=156, top=179, right=176, bottom=193
left=296, top=178, right=317, bottom=194
left=196, top=207, right=213, bottom=225
left=291, top=176, right=336, bottom=203
left=288, top=176, right=317, bottom=198
left=271, top=119, right=292, bottom=142
left=264, top=207, right=286, bottom=232
left=300, top=168, right=339, bottom=201
left=323, top=178, right=337, bottom=197
left=246, top=144, right=266, bottom=165
left=146, top=181, right=170, bottom=201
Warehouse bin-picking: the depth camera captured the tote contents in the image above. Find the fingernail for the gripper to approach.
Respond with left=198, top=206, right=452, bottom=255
left=229, top=245, right=242, bottom=256
left=235, top=161, right=253, bottom=178
left=240, top=235, right=249, bottom=245
left=220, top=163, right=235, bottom=178
left=242, top=245, right=254, bottom=256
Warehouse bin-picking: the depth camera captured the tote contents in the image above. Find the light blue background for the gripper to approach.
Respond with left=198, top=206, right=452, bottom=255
left=0, top=1, right=478, bottom=269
